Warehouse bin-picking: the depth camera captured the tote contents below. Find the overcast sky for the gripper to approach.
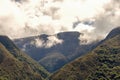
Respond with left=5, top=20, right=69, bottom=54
left=0, top=0, right=120, bottom=42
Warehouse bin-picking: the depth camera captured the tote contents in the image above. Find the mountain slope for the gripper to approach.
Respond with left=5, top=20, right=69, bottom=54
left=14, top=31, right=97, bottom=72
left=0, top=36, right=49, bottom=80
left=49, top=28, right=120, bottom=80
left=106, top=27, right=120, bottom=39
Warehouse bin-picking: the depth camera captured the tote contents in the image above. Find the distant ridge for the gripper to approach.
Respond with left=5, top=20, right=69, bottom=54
left=14, top=31, right=97, bottom=72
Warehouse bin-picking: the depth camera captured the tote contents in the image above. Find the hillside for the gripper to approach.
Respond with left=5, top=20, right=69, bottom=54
left=106, top=27, right=120, bottom=39
left=49, top=28, right=120, bottom=80
left=14, top=31, right=97, bottom=72
left=0, top=36, right=49, bottom=80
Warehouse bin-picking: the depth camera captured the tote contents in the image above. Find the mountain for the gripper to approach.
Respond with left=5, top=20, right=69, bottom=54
left=49, top=27, right=120, bottom=80
left=0, top=36, right=49, bottom=80
left=106, top=27, right=120, bottom=39
left=14, top=31, right=98, bottom=72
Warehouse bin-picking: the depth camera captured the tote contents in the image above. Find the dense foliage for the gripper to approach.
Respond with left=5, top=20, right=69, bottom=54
left=49, top=31, right=120, bottom=80
left=0, top=36, right=49, bottom=80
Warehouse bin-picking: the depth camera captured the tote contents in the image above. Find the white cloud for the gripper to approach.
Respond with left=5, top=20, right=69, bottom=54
left=46, top=35, right=63, bottom=48
left=0, top=0, right=120, bottom=43
left=33, top=38, right=44, bottom=47
left=31, top=35, right=63, bottom=48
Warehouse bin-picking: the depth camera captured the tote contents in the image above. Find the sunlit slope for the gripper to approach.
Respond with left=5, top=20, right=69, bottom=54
left=0, top=36, right=49, bottom=80
left=50, top=28, right=120, bottom=80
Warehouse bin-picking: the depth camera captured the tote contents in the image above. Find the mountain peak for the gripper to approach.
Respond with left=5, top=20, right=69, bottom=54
left=0, top=35, right=19, bottom=57
left=57, top=31, right=81, bottom=41
left=0, top=35, right=49, bottom=79
left=106, top=27, right=120, bottom=39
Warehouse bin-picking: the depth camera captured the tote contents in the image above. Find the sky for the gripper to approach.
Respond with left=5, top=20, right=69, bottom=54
left=0, top=0, right=120, bottom=43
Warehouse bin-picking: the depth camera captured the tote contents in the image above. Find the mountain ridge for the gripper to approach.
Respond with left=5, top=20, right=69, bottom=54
left=14, top=31, right=98, bottom=72
left=49, top=27, right=120, bottom=80
left=0, top=35, right=49, bottom=80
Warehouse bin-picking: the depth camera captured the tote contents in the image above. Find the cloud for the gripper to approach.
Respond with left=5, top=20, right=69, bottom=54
left=0, top=0, right=25, bottom=38
left=31, top=35, right=63, bottom=48
left=0, top=0, right=120, bottom=43
left=45, top=35, right=63, bottom=48
left=31, top=38, right=44, bottom=48
left=92, top=0, right=120, bottom=40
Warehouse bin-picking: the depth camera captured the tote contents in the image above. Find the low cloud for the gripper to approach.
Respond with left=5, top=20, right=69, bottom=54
left=31, top=35, right=63, bottom=48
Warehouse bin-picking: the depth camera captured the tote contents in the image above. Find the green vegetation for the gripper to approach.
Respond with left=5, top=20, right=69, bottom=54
left=0, top=36, right=49, bottom=80
left=14, top=31, right=96, bottom=72
left=49, top=33, right=120, bottom=80
left=39, top=52, right=68, bottom=72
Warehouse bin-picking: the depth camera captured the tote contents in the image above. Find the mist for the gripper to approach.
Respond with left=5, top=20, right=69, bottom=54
left=0, top=0, right=120, bottom=43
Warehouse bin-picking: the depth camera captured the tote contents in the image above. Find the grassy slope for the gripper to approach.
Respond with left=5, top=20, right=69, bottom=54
left=50, top=34, right=120, bottom=80
left=0, top=36, right=49, bottom=80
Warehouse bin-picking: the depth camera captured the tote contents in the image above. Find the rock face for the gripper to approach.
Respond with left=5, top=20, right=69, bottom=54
left=0, top=35, right=49, bottom=80
left=14, top=31, right=97, bottom=72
